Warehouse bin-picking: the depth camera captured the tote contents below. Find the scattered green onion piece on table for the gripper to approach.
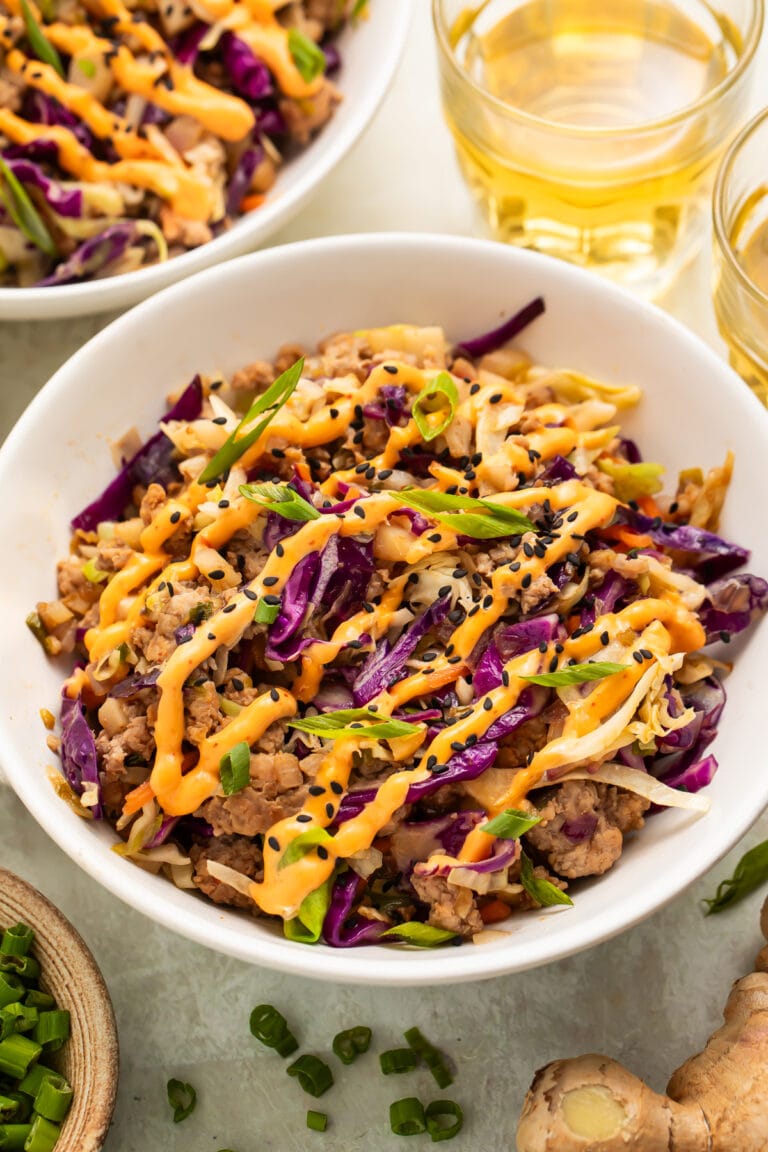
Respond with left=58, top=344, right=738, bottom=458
left=166, top=1078, right=196, bottom=1123
left=0, top=158, right=57, bottom=259
left=198, top=358, right=304, bottom=483
left=521, top=661, right=628, bottom=687
left=703, top=837, right=768, bottom=914
left=306, top=1110, right=328, bottom=1132
left=20, top=1113, right=59, bottom=1152
left=0, top=927, right=33, bottom=959
left=0, top=1035, right=41, bottom=1080
left=380, top=1049, right=418, bottom=1075
left=240, top=482, right=320, bottom=523
left=403, top=1028, right=454, bottom=1090
left=32, top=1011, right=69, bottom=1052
left=33, top=1074, right=73, bottom=1123
left=332, top=1026, right=371, bottom=1065
left=389, top=1097, right=427, bottom=1136
left=425, top=1099, right=464, bottom=1142
left=0, top=1123, right=32, bottom=1151
left=19, top=0, right=64, bottom=76
left=254, top=599, right=280, bottom=625
left=411, top=372, right=459, bottom=442
left=519, top=851, right=573, bottom=908
left=481, top=808, right=542, bottom=839
left=287, top=1055, right=334, bottom=1098
left=380, top=923, right=457, bottom=948
left=219, top=741, right=251, bottom=796
left=249, top=1005, right=298, bottom=1058
left=287, top=29, right=326, bottom=83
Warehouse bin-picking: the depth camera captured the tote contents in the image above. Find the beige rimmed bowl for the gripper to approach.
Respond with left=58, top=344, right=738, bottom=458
left=0, top=868, right=118, bottom=1152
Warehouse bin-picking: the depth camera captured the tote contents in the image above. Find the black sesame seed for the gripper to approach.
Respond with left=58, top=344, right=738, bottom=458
left=244, top=588, right=258, bottom=601
left=555, top=643, right=564, bottom=653
left=426, top=755, right=437, bottom=769
left=268, top=836, right=280, bottom=851
left=640, top=649, right=654, bottom=660
left=447, top=654, right=462, bottom=664
left=470, top=383, right=481, bottom=395
left=384, top=364, right=398, bottom=375
left=263, top=595, right=280, bottom=606
left=365, top=467, right=376, bottom=480
left=509, top=561, right=521, bottom=573
left=218, top=499, right=230, bottom=509
left=325, top=803, right=335, bottom=819
left=378, top=469, right=393, bottom=480
left=450, top=741, right=465, bottom=753
left=464, top=469, right=476, bottom=481
left=468, top=605, right=480, bottom=617
left=269, top=688, right=280, bottom=703
left=208, top=569, right=225, bottom=580
left=170, top=510, right=181, bottom=524
left=263, top=576, right=278, bottom=587
left=483, top=698, right=493, bottom=712
left=207, top=632, right=216, bottom=641
left=453, top=567, right=467, bottom=578
left=600, top=631, right=610, bottom=646
left=431, top=763, right=449, bottom=775
left=669, top=501, right=679, bottom=514
left=353, top=505, right=366, bottom=519
left=548, top=656, right=558, bottom=672
left=521, top=573, right=532, bottom=589
left=296, top=813, right=312, bottom=824
left=482, top=595, right=492, bottom=608
left=428, top=533, right=442, bottom=543
left=523, top=542, right=534, bottom=558
left=632, top=651, right=644, bottom=664
left=719, top=630, right=731, bottom=643
left=308, top=785, right=325, bottom=797
left=489, top=393, right=502, bottom=404
left=330, top=781, right=344, bottom=795
left=329, top=408, right=339, bottom=419
left=223, top=603, right=236, bottom=614
left=232, top=678, right=244, bottom=692
left=212, top=415, right=228, bottom=425
left=317, top=846, right=329, bottom=860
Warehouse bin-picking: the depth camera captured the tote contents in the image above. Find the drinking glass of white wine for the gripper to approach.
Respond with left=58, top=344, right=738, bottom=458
left=433, top=0, right=763, bottom=297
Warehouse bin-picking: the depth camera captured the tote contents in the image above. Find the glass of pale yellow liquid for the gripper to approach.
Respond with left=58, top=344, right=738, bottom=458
left=433, top=0, right=763, bottom=297
left=713, top=109, right=768, bottom=404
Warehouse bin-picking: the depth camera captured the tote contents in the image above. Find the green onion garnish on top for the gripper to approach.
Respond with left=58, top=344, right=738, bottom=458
left=198, top=358, right=304, bottom=483
left=279, top=828, right=333, bottom=870
left=380, top=923, right=457, bottom=948
left=288, top=29, right=326, bottom=83
left=289, top=708, right=420, bottom=742
left=219, top=741, right=251, bottom=796
left=249, top=1004, right=298, bottom=1058
left=19, top=0, right=65, bottom=77
left=388, top=488, right=536, bottom=538
left=332, top=1026, right=371, bottom=1065
left=519, top=851, right=573, bottom=908
left=521, top=661, right=628, bottom=687
left=254, top=598, right=281, bottom=626
left=480, top=808, right=541, bottom=839
left=166, top=1078, right=197, bottom=1123
left=389, top=1097, right=427, bottom=1136
left=411, top=372, right=459, bottom=443
left=0, top=157, right=58, bottom=259
left=287, top=1054, right=334, bottom=1098
left=240, top=481, right=320, bottom=522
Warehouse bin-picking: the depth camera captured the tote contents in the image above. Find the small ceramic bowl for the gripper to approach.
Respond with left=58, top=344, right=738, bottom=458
left=0, top=868, right=118, bottom=1152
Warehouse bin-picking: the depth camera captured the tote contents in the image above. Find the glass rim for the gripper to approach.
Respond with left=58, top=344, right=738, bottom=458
left=432, top=0, right=765, bottom=139
left=713, top=105, right=768, bottom=307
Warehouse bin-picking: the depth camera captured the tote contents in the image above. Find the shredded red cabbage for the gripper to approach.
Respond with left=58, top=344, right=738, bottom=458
left=60, top=690, right=102, bottom=819
left=617, top=508, right=749, bottom=582
left=220, top=32, right=273, bottom=100
left=454, top=296, right=546, bottom=359
left=699, top=573, right=768, bottom=643
left=35, top=223, right=138, bottom=288
left=352, top=596, right=452, bottom=705
left=322, top=870, right=386, bottom=947
left=110, top=668, right=162, bottom=698
left=3, top=158, right=81, bottom=218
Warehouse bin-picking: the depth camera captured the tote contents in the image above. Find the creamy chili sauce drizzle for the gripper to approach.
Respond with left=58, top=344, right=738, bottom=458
left=69, top=357, right=706, bottom=921
left=0, top=0, right=321, bottom=219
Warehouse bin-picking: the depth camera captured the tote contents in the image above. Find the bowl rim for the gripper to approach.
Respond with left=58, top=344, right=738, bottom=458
left=2, top=231, right=768, bottom=985
left=0, top=1, right=412, bottom=322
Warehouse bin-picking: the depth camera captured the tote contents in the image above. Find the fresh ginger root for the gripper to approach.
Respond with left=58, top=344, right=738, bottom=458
left=516, top=896, right=768, bottom=1151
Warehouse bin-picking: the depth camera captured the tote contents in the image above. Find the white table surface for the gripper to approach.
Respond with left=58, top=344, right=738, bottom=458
left=2, top=3, right=768, bottom=1149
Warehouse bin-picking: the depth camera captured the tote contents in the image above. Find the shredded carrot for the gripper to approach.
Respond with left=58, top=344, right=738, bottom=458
left=599, top=525, right=654, bottom=552
left=637, top=494, right=665, bottom=519
left=480, top=898, right=513, bottom=925
left=239, top=193, right=265, bottom=213
left=122, top=780, right=155, bottom=817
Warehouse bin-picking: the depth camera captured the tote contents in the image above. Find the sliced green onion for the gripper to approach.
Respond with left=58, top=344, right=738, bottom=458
left=0, top=158, right=57, bottom=259
left=2, top=1095, right=29, bottom=1124
left=24, top=613, right=56, bottom=657
left=198, top=358, right=304, bottom=483
left=220, top=698, right=243, bottom=719
left=403, top=1028, right=453, bottom=1090
left=0, top=976, right=23, bottom=1011
left=380, top=924, right=457, bottom=948
left=283, top=878, right=333, bottom=945
left=0, top=956, right=39, bottom=984
left=287, top=29, right=326, bottom=83
left=412, top=372, right=459, bottom=443
left=332, top=1026, right=371, bottom=1065
left=519, top=851, right=573, bottom=907
left=389, top=1097, right=426, bottom=1136
left=287, top=1055, right=334, bottom=1098
left=703, top=838, right=768, bottom=915
left=0, top=1123, right=32, bottom=1151
left=219, top=741, right=251, bottom=796
left=596, top=458, right=664, bottom=502
left=380, top=1049, right=418, bottom=1075
left=31, top=1011, right=69, bottom=1052
left=20, top=1114, right=59, bottom=1152
left=0, top=927, right=33, bottom=960
left=33, top=1074, right=72, bottom=1123
left=481, top=808, right=541, bottom=839
left=189, top=601, right=214, bottom=626
left=17, top=1063, right=51, bottom=1099
left=279, top=829, right=333, bottom=870
left=425, top=1099, right=464, bottom=1142
left=521, top=661, right=628, bottom=687
left=0, top=1035, right=41, bottom=1080
left=249, top=1005, right=298, bottom=1058
left=289, top=708, right=419, bottom=742
left=77, top=57, right=97, bottom=78
left=1, top=1004, right=37, bottom=1035
left=388, top=488, right=536, bottom=538
left=16, top=991, right=50, bottom=1013
left=19, top=0, right=64, bottom=77
left=166, top=1078, right=196, bottom=1123
left=240, top=482, right=320, bottom=523
left=0, top=1098, right=19, bottom=1124
left=82, top=558, right=109, bottom=584
left=254, top=599, right=280, bottom=625
left=306, top=1110, right=328, bottom=1132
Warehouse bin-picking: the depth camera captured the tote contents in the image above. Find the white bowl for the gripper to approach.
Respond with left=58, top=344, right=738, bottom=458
left=2, top=234, right=767, bottom=985
left=0, top=4, right=410, bottom=322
